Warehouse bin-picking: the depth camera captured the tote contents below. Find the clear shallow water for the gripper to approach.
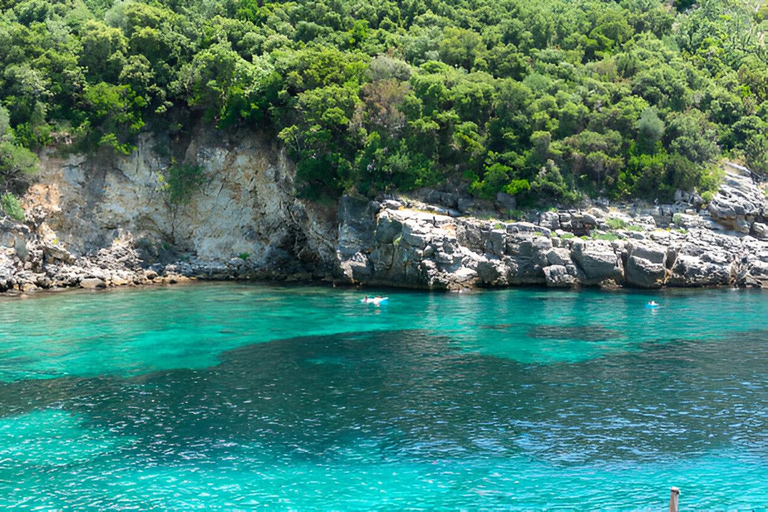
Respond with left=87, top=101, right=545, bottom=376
left=0, top=284, right=766, bottom=509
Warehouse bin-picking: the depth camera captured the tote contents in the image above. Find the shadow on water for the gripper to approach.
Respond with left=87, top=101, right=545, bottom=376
left=0, top=328, right=766, bottom=468
left=477, top=323, right=623, bottom=342
left=527, top=325, right=621, bottom=342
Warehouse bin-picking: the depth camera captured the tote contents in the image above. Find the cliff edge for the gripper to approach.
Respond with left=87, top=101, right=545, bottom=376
left=2, top=129, right=767, bottom=293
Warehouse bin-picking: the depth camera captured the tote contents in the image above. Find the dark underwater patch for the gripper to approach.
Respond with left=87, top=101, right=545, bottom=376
left=0, top=328, right=766, bottom=468
left=527, top=324, right=621, bottom=342
left=478, top=323, right=520, bottom=330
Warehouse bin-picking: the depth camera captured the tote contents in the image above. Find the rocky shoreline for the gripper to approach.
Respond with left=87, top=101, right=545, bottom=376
left=2, top=127, right=767, bottom=295
left=335, top=163, right=768, bottom=290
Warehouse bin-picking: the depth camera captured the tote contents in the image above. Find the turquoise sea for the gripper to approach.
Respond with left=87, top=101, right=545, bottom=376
left=0, top=283, right=766, bottom=510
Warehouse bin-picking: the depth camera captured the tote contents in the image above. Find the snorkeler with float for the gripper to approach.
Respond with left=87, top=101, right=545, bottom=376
left=361, top=296, right=389, bottom=306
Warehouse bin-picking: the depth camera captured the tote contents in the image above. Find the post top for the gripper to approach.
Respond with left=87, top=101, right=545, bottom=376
left=671, top=487, right=680, bottom=494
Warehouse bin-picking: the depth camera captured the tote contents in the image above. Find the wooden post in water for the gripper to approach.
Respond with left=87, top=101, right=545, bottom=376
left=669, top=487, right=680, bottom=512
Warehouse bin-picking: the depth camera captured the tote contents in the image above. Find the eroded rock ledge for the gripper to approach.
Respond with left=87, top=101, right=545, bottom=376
left=336, top=164, right=768, bottom=290
left=337, top=202, right=768, bottom=290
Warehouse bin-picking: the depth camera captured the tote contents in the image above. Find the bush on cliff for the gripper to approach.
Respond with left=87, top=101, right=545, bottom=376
left=0, top=107, right=38, bottom=189
left=0, top=192, right=25, bottom=221
left=160, top=161, right=204, bottom=205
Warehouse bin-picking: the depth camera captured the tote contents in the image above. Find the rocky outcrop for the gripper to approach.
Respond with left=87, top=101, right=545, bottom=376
left=708, top=163, right=766, bottom=234
left=2, top=128, right=767, bottom=295
left=625, top=242, right=668, bottom=288
left=29, top=124, right=336, bottom=271
left=333, top=163, right=768, bottom=290
left=571, top=240, right=623, bottom=285
left=335, top=202, right=768, bottom=290
left=0, top=223, right=197, bottom=293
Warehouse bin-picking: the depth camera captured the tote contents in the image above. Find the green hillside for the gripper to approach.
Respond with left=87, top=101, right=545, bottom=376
left=1, top=0, right=767, bottom=206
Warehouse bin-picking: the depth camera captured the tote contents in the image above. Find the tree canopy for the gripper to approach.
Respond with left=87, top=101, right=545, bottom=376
left=1, top=0, right=766, bottom=204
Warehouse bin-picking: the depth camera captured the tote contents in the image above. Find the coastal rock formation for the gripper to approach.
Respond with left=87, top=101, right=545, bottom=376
left=334, top=164, right=768, bottom=290
left=335, top=200, right=768, bottom=290
left=2, top=126, right=768, bottom=293
left=1, top=126, right=338, bottom=293
left=708, top=163, right=766, bottom=234
left=625, top=242, right=668, bottom=288
left=33, top=126, right=337, bottom=269
left=570, top=240, right=623, bottom=284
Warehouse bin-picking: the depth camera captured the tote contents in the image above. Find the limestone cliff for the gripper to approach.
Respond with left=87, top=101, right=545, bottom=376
left=2, top=126, right=768, bottom=293
left=1, top=125, right=338, bottom=292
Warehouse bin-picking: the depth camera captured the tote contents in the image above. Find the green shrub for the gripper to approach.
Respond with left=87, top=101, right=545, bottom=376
left=0, top=192, right=25, bottom=221
left=238, top=252, right=250, bottom=261
left=626, top=225, right=644, bottom=232
left=606, top=217, right=627, bottom=229
left=699, top=166, right=724, bottom=196
left=0, top=106, right=40, bottom=185
left=162, top=161, right=204, bottom=205
left=701, top=190, right=715, bottom=203
left=592, top=232, right=619, bottom=241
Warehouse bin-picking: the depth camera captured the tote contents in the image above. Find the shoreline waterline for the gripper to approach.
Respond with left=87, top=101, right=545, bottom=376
left=2, top=274, right=767, bottom=303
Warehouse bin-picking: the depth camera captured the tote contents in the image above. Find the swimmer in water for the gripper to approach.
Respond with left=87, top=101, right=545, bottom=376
left=361, top=296, right=388, bottom=305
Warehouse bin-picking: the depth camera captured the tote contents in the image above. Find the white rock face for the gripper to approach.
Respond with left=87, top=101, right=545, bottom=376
left=708, top=163, right=767, bottom=234
left=25, top=126, right=337, bottom=273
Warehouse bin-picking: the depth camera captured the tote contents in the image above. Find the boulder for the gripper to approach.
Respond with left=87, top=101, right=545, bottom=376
left=375, top=212, right=403, bottom=243
left=665, top=242, right=734, bottom=287
left=626, top=256, right=666, bottom=288
left=506, top=222, right=537, bottom=234
left=539, top=211, right=560, bottom=230
left=752, top=222, right=768, bottom=240
left=748, top=260, right=768, bottom=285
left=80, top=277, right=106, bottom=289
left=545, top=247, right=572, bottom=266
left=456, top=222, right=485, bottom=252
left=625, top=242, right=668, bottom=288
left=340, top=252, right=374, bottom=282
left=571, top=241, right=623, bottom=282
left=668, top=254, right=732, bottom=287
left=380, top=199, right=403, bottom=211
left=707, top=167, right=766, bottom=231
left=476, top=258, right=507, bottom=285
left=401, top=222, right=430, bottom=248
left=495, top=192, right=517, bottom=211
left=543, top=265, right=577, bottom=287
left=337, top=194, right=378, bottom=257
left=442, top=267, right=478, bottom=289
left=485, top=229, right=507, bottom=257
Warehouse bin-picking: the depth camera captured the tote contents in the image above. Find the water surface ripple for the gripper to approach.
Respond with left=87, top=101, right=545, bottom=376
left=0, top=284, right=766, bottom=509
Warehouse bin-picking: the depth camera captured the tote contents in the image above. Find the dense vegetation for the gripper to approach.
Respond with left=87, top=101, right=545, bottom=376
left=0, top=0, right=766, bottom=207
